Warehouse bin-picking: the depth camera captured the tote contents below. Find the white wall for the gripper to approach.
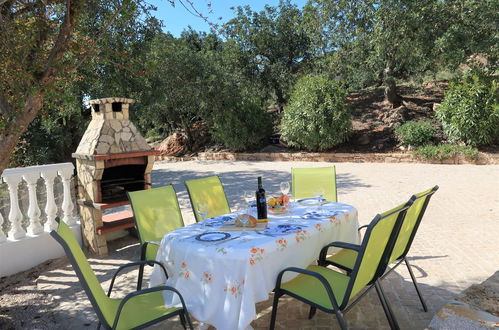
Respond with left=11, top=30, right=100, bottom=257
left=0, top=224, right=81, bottom=277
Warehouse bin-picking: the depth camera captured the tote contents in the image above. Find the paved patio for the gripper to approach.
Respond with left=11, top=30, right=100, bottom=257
left=1, top=160, right=498, bottom=329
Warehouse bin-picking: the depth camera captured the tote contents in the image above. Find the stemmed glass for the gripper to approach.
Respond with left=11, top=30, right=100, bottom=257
left=280, top=181, right=290, bottom=195
left=315, top=186, right=325, bottom=214
left=196, top=201, right=209, bottom=226
left=243, top=190, right=254, bottom=213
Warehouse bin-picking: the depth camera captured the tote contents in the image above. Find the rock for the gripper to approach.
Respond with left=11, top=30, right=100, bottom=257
left=433, top=103, right=441, bottom=112
left=157, top=133, right=188, bottom=156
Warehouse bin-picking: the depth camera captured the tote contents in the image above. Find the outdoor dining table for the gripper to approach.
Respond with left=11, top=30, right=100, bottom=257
left=149, top=200, right=360, bottom=330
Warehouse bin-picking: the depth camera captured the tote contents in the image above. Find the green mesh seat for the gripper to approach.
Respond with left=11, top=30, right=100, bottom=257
left=321, top=186, right=439, bottom=312
left=270, top=202, right=412, bottom=330
left=50, top=218, right=193, bottom=330
left=128, top=185, right=185, bottom=290
left=185, top=176, right=231, bottom=222
left=292, top=167, right=337, bottom=202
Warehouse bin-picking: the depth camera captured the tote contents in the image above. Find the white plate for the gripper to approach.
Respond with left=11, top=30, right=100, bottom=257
left=297, top=198, right=326, bottom=205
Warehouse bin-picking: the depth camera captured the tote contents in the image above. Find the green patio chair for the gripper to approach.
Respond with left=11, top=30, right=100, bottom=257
left=185, top=176, right=231, bottom=222
left=320, top=185, right=439, bottom=312
left=291, top=166, right=337, bottom=202
left=270, top=202, right=412, bottom=330
left=50, top=218, right=193, bottom=330
left=128, top=185, right=185, bottom=290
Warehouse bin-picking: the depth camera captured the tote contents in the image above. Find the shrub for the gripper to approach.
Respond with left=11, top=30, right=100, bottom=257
left=209, top=97, right=273, bottom=151
left=413, top=144, right=479, bottom=161
left=280, top=75, right=351, bottom=151
left=436, top=72, right=499, bottom=146
left=395, top=120, right=436, bottom=147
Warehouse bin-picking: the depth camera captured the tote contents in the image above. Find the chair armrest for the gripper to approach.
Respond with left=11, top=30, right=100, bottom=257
left=358, top=225, right=368, bottom=231
left=328, top=242, right=361, bottom=251
left=318, top=242, right=361, bottom=266
left=107, top=260, right=168, bottom=297
left=140, top=241, right=161, bottom=260
left=275, top=267, right=341, bottom=311
left=112, top=285, right=189, bottom=329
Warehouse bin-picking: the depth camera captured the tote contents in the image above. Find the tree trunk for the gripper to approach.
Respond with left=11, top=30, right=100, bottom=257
left=275, top=87, right=285, bottom=114
left=383, top=62, right=402, bottom=107
left=0, top=94, right=44, bottom=173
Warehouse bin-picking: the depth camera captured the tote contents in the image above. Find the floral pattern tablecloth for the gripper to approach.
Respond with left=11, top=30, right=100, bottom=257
left=150, top=202, right=359, bottom=330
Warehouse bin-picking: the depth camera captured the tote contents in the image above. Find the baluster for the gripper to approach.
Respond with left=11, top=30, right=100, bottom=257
left=41, top=169, right=58, bottom=231
left=23, top=172, right=44, bottom=235
left=0, top=211, right=6, bottom=243
left=3, top=175, right=25, bottom=239
left=58, top=165, right=76, bottom=226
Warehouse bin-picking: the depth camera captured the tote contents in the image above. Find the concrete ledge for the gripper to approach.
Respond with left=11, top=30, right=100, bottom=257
left=155, top=151, right=499, bottom=165
left=428, top=271, right=499, bottom=329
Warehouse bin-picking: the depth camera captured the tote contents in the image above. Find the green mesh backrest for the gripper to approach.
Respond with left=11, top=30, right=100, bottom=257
left=51, top=219, right=115, bottom=324
left=389, top=187, right=436, bottom=263
left=128, top=185, right=185, bottom=245
left=292, top=167, right=337, bottom=202
left=349, top=203, right=408, bottom=298
left=185, top=176, right=230, bottom=221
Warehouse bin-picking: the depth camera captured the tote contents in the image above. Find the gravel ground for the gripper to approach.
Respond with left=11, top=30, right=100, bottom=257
left=1, top=160, right=498, bottom=329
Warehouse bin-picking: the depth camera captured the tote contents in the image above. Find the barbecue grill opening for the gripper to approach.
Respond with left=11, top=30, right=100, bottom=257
left=101, top=164, right=147, bottom=201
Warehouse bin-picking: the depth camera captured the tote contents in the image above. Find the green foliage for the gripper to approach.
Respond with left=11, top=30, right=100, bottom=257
left=437, top=72, right=499, bottom=146
left=209, top=96, right=272, bottom=151
left=281, top=75, right=351, bottom=151
left=395, top=120, right=436, bottom=147
left=413, top=144, right=479, bottom=161
left=224, top=1, right=310, bottom=110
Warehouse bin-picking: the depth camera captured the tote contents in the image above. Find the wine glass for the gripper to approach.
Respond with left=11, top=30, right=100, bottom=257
left=280, top=181, right=290, bottom=195
left=196, top=201, right=209, bottom=225
left=315, top=186, right=325, bottom=213
left=244, top=190, right=254, bottom=211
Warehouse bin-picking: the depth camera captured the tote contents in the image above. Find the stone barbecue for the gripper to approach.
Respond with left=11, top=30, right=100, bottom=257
left=72, top=97, right=158, bottom=256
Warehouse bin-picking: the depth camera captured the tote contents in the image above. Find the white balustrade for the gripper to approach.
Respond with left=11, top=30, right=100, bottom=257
left=59, top=166, right=76, bottom=226
left=23, top=172, right=43, bottom=235
left=1, top=163, right=76, bottom=242
left=0, top=206, right=7, bottom=243
left=3, top=174, right=25, bottom=240
left=41, top=169, right=59, bottom=232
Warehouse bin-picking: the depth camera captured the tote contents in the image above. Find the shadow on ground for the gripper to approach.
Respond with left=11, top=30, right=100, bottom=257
left=0, top=234, right=459, bottom=330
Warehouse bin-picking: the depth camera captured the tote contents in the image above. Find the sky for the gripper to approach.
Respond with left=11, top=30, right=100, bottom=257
left=147, top=0, right=308, bottom=37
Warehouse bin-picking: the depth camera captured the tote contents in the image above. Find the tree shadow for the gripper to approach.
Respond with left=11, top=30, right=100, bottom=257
left=152, top=166, right=372, bottom=217
left=1, top=231, right=468, bottom=330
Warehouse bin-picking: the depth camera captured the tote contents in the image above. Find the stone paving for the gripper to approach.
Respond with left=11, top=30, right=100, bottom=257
left=3, top=160, right=499, bottom=329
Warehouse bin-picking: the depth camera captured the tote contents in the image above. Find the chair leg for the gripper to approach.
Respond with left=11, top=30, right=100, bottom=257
left=183, top=311, right=194, bottom=330
left=137, top=263, right=145, bottom=291
left=334, top=310, right=348, bottom=330
left=308, top=306, right=317, bottom=319
left=269, top=291, right=281, bottom=330
left=374, top=281, right=400, bottom=330
left=404, top=257, right=428, bottom=312
left=180, top=312, right=187, bottom=329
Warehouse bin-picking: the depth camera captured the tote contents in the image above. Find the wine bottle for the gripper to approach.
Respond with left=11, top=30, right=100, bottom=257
left=256, top=176, right=267, bottom=219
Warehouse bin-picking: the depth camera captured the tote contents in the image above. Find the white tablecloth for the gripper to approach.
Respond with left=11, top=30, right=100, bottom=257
left=150, top=202, right=359, bottom=330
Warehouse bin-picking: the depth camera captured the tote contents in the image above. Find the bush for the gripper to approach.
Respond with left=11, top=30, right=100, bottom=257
left=413, top=144, right=479, bottom=161
left=280, top=75, right=351, bottom=151
left=209, top=97, right=273, bottom=151
left=436, top=72, right=499, bottom=146
left=395, top=120, right=436, bottom=147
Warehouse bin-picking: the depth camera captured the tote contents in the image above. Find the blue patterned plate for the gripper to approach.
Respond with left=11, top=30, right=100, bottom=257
left=195, top=232, right=231, bottom=242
